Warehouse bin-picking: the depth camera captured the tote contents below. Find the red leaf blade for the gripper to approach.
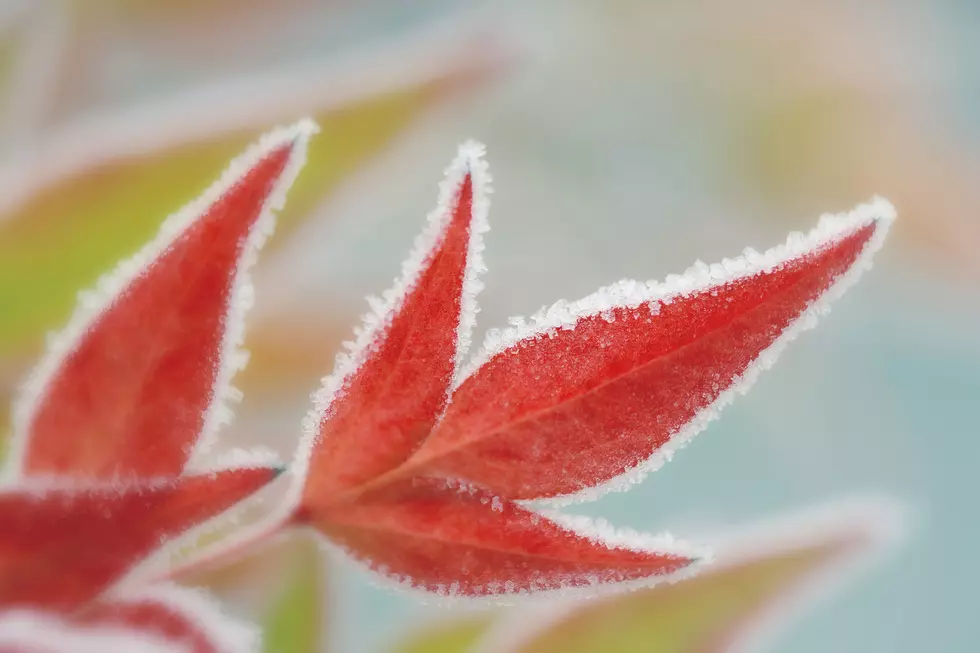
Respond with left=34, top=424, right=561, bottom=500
left=308, top=477, right=700, bottom=598
left=9, top=121, right=316, bottom=480
left=0, top=466, right=278, bottom=610
left=299, top=142, right=490, bottom=501
left=411, top=200, right=894, bottom=501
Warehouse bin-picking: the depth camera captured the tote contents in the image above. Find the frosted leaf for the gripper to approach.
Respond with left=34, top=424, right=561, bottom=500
left=464, top=198, right=895, bottom=381
left=301, top=478, right=706, bottom=606
left=445, top=197, right=895, bottom=505
left=288, top=140, right=491, bottom=507
left=6, top=119, right=317, bottom=480
left=209, top=447, right=283, bottom=473
left=0, top=469, right=279, bottom=608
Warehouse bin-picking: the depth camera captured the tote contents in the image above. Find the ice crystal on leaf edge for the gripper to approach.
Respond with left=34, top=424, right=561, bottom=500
left=0, top=113, right=897, bottom=612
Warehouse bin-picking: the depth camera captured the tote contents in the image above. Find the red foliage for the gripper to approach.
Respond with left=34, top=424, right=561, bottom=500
left=302, top=175, right=477, bottom=498
left=314, top=477, right=691, bottom=596
left=0, top=469, right=277, bottom=611
left=0, top=120, right=893, bottom=645
left=291, top=143, right=893, bottom=596
left=14, top=140, right=297, bottom=480
left=414, top=224, right=876, bottom=500
left=0, top=124, right=309, bottom=651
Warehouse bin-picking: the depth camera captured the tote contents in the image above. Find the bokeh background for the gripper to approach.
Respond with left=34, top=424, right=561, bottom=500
left=0, top=1, right=977, bottom=651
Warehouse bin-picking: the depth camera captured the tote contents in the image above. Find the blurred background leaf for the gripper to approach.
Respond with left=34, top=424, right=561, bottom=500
left=0, top=74, right=483, bottom=353
left=391, top=615, right=493, bottom=653
left=180, top=529, right=328, bottom=653
left=486, top=530, right=865, bottom=653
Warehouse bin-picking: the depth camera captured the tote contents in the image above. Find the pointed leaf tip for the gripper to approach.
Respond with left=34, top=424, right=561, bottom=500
left=408, top=199, right=893, bottom=502
left=297, top=142, right=491, bottom=501
left=8, top=124, right=314, bottom=481
left=307, top=478, right=701, bottom=600
left=457, top=139, right=488, bottom=165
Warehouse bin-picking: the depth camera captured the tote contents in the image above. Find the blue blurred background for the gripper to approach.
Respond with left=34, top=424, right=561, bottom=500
left=0, top=1, right=977, bottom=651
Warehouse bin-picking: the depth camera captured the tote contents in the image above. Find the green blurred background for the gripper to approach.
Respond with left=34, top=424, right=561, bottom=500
left=0, top=1, right=977, bottom=651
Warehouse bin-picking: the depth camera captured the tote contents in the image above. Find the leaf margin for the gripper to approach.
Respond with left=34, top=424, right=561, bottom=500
left=304, top=478, right=711, bottom=605
left=443, top=197, right=897, bottom=506
left=4, top=118, right=318, bottom=480
left=290, top=139, right=492, bottom=510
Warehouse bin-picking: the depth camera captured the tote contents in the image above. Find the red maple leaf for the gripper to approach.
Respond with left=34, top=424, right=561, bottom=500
left=3, top=120, right=895, bottom=618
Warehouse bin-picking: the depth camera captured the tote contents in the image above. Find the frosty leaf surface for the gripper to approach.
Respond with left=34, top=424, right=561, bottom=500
left=410, top=201, right=894, bottom=501
left=300, top=142, right=489, bottom=500
left=309, top=477, right=699, bottom=598
left=9, top=122, right=314, bottom=480
left=0, top=467, right=278, bottom=609
left=286, top=139, right=894, bottom=599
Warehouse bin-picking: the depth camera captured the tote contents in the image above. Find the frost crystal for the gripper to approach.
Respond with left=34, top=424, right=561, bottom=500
left=290, top=140, right=491, bottom=505
left=6, top=119, right=317, bottom=479
left=469, top=197, right=897, bottom=506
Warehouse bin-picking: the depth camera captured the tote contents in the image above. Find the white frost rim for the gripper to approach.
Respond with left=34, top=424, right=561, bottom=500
left=449, top=196, right=895, bottom=506
left=288, top=140, right=492, bottom=508
left=5, top=120, right=316, bottom=479
left=306, top=495, right=711, bottom=607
